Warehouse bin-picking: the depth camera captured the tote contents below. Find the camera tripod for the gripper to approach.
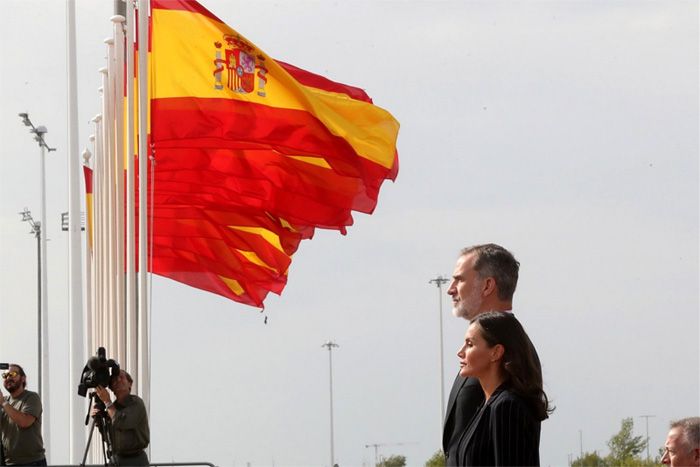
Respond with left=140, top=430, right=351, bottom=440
left=80, top=392, right=116, bottom=466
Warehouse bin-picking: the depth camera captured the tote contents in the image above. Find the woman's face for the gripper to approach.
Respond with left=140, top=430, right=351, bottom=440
left=457, top=322, right=496, bottom=378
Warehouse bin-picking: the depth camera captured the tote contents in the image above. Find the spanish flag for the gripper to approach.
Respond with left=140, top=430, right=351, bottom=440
left=147, top=0, right=400, bottom=306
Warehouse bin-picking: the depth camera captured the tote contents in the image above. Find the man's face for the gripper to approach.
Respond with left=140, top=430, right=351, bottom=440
left=109, top=371, right=131, bottom=397
left=662, top=427, right=700, bottom=467
left=447, top=253, right=486, bottom=321
left=2, top=366, right=25, bottom=393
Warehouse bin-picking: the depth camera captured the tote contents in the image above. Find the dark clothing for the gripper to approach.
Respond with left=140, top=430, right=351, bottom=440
left=0, top=391, right=45, bottom=466
left=8, top=458, right=46, bottom=466
left=110, top=395, right=149, bottom=466
left=456, top=386, right=541, bottom=467
left=113, top=450, right=148, bottom=467
left=443, top=329, right=543, bottom=465
left=443, top=374, right=484, bottom=466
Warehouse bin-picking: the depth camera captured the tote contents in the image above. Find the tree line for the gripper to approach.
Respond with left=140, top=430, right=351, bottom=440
left=375, top=417, right=660, bottom=467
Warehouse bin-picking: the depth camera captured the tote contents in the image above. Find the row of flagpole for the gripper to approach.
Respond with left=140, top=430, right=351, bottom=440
left=64, top=1, right=151, bottom=463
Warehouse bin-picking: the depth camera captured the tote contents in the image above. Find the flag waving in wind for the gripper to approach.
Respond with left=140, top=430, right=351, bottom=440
left=147, top=0, right=400, bottom=306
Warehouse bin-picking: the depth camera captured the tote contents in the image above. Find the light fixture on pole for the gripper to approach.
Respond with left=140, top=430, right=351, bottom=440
left=19, top=113, right=55, bottom=454
left=19, top=208, right=42, bottom=395
left=322, top=340, right=339, bottom=467
left=639, top=414, right=655, bottom=460
left=429, top=275, right=449, bottom=430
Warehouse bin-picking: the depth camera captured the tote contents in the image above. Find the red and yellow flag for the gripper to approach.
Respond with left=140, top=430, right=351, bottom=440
left=146, top=0, right=400, bottom=306
left=83, top=166, right=94, bottom=253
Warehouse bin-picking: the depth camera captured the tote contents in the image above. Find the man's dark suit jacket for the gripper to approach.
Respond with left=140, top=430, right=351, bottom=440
left=442, top=374, right=484, bottom=466
left=455, top=385, right=541, bottom=467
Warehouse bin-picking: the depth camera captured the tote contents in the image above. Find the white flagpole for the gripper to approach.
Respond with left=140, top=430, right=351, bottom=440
left=124, top=0, right=139, bottom=391
left=66, top=0, right=85, bottom=462
left=136, top=0, right=150, bottom=416
left=92, top=111, right=104, bottom=352
left=82, top=145, right=93, bottom=357
left=104, top=37, right=118, bottom=355
left=100, top=55, right=114, bottom=353
left=88, top=119, right=102, bottom=466
left=111, top=14, right=127, bottom=367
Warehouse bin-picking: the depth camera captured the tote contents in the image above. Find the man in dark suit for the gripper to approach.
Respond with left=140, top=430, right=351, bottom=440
left=442, top=244, right=520, bottom=466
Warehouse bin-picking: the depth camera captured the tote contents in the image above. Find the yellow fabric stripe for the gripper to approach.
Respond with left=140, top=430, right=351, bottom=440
left=151, top=8, right=399, bottom=169
left=235, top=250, right=276, bottom=272
left=228, top=225, right=284, bottom=252
left=287, top=155, right=332, bottom=169
left=277, top=217, right=295, bottom=232
left=219, top=276, right=245, bottom=296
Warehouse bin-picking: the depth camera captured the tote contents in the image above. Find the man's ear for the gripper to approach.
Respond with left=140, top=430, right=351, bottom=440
left=482, top=277, right=498, bottom=297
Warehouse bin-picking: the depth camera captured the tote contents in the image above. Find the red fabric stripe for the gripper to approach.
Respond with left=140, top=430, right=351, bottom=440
left=83, top=166, right=93, bottom=193
left=151, top=256, right=267, bottom=306
left=151, top=97, right=395, bottom=182
left=152, top=147, right=383, bottom=222
left=150, top=0, right=223, bottom=23
left=277, top=61, right=373, bottom=103
left=152, top=205, right=298, bottom=270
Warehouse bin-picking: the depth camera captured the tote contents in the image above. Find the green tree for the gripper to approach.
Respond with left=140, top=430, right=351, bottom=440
left=424, top=450, right=445, bottom=467
left=571, top=451, right=607, bottom=467
left=377, top=454, right=406, bottom=467
left=606, top=417, right=647, bottom=465
left=570, top=418, right=661, bottom=466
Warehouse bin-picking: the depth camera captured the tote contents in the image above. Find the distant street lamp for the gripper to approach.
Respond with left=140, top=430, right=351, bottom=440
left=640, top=415, right=655, bottom=460
left=18, top=113, right=55, bottom=452
left=429, top=275, right=449, bottom=430
left=322, top=340, right=339, bottom=467
left=18, top=208, right=42, bottom=396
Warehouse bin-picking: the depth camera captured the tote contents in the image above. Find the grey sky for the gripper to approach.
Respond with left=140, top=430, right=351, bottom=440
left=1, top=1, right=698, bottom=466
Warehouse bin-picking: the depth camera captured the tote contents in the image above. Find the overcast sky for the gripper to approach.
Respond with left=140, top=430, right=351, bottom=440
left=1, top=1, right=698, bottom=466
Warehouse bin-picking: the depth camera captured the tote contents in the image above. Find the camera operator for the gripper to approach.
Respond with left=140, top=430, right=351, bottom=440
left=93, top=371, right=149, bottom=466
left=0, top=364, right=46, bottom=466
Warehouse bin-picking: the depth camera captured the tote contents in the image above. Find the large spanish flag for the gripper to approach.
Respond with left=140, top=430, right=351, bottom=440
left=147, top=0, right=400, bottom=306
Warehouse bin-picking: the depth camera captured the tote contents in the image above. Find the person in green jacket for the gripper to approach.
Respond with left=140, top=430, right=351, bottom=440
left=95, top=370, right=150, bottom=466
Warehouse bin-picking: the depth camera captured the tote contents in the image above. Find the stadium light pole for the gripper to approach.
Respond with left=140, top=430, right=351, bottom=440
left=640, top=415, right=655, bottom=460
left=18, top=113, right=55, bottom=455
left=429, top=275, right=449, bottom=430
left=322, top=340, right=339, bottom=467
left=18, top=209, right=41, bottom=394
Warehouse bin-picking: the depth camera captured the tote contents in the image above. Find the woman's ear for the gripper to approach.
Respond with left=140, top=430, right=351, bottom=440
left=491, top=343, right=505, bottom=362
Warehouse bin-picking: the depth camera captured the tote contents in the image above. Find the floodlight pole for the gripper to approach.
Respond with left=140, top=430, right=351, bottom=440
left=579, top=429, right=583, bottom=458
left=640, top=414, right=655, bottom=460
left=18, top=113, right=54, bottom=454
left=429, top=275, right=449, bottom=430
left=322, top=340, right=339, bottom=467
left=19, top=209, right=41, bottom=394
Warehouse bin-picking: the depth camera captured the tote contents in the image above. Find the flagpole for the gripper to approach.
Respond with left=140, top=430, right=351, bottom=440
left=137, top=0, right=151, bottom=419
left=92, top=111, right=104, bottom=354
left=111, top=14, right=127, bottom=367
left=124, top=0, right=139, bottom=391
left=104, top=36, right=118, bottom=356
left=66, top=0, right=85, bottom=462
left=82, top=147, right=93, bottom=359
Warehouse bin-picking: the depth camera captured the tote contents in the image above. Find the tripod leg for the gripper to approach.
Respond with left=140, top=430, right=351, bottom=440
left=81, top=417, right=98, bottom=466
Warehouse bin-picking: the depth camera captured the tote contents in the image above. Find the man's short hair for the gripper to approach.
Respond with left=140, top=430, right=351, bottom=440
left=670, top=417, right=700, bottom=449
left=110, top=370, right=133, bottom=386
left=461, top=244, right=520, bottom=301
left=10, top=363, right=27, bottom=388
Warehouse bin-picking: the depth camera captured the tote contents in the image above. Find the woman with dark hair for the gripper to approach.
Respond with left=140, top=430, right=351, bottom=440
left=455, top=311, right=552, bottom=466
